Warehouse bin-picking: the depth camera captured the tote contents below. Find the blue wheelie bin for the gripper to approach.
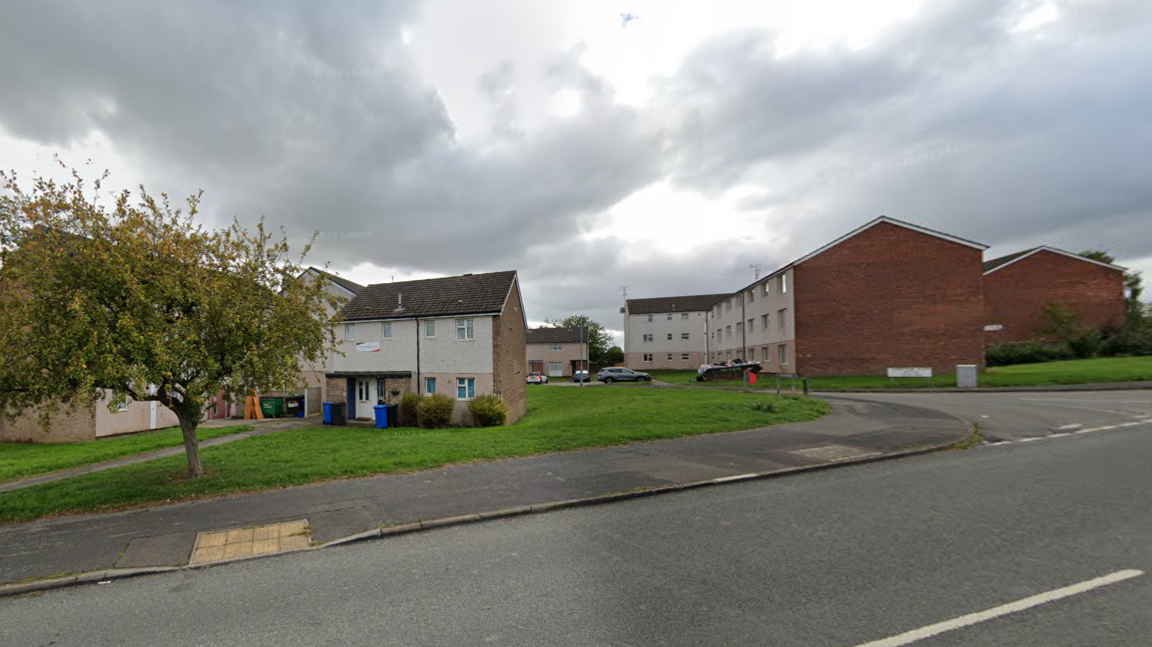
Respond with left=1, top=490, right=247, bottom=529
left=373, top=404, right=389, bottom=429
left=323, top=402, right=334, bottom=425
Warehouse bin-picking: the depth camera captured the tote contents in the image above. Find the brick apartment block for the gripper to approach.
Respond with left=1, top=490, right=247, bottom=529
left=983, top=246, right=1126, bottom=343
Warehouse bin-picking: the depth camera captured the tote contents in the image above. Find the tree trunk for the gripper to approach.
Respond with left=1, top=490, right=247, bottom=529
left=176, top=409, right=204, bottom=478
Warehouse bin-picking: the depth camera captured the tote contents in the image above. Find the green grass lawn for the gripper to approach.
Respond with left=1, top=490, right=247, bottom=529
left=0, top=424, right=254, bottom=484
left=653, top=356, right=1152, bottom=390
left=0, top=387, right=829, bottom=523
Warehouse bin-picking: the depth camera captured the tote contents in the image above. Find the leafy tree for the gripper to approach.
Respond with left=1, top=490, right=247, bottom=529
left=543, top=315, right=613, bottom=364
left=0, top=168, right=342, bottom=477
left=604, top=345, right=624, bottom=364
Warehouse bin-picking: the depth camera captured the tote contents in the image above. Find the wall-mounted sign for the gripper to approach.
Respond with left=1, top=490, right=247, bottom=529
left=356, top=342, right=381, bottom=353
left=887, top=367, right=932, bottom=378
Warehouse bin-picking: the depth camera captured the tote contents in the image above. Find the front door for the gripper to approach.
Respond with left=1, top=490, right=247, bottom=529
left=355, top=378, right=374, bottom=417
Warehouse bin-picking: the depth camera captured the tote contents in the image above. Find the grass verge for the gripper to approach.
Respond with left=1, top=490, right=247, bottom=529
left=0, top=388, right=828, bottom=523
left=651, top=356, right=1152, bottom=390
left=0, top=425, right=254, bottom=484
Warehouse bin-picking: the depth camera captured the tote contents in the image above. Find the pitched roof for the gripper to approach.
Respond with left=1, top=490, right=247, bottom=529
left=307, top=266, right=366, bottom=295
left=626, top=293, right=733, bottom=315
left=527, top=327, right=586, bottom=344
left=983, top=246, right=1127, bottom=275
left=341, top=270, right=518, bottom=321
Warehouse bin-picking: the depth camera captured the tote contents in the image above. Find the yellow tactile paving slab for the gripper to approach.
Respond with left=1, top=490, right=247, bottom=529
left=189, top=519, right=311, bottom=565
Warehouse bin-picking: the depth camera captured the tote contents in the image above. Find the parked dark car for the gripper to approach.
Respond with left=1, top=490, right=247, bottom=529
left=572, top=370, right=591, bottom=382
left=596, top=367, right=652, bottom=383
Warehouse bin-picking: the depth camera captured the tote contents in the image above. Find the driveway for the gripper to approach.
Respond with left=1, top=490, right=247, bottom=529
left=823, top=390, right=1152, bottom=442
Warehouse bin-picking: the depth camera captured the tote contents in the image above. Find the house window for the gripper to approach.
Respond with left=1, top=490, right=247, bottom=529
left=643, top=353, right=653, bottom=362
left=780, top=274, right=788, bottom=293
left=681, top=353, right=690, bottom=361
left=644, top=314, right=653, bottom=323
left=456, top=318, right=474, bottom=340
left=382, top=323, right=392, bottom=339
left=667, top=353, right=673, bottom=361
left=667, top=314, right=673, bottom=321
left=549, top=362, right=563, bottom=374
left=748, top=290, right=755, bottom=303
left=747, top=318, right=754, bottom=333
left=681, top=333, right=690, bottom=340
left=643, top=334, right=653, bottom=343
left=778, top=308, right=787, bottom=330
left=345, top=324, right=355, bottom=340
left=115, top=400, right=130, bottom=412
left=424, top=320, right=436, bottom=337
left=425, top=377, right=436, bottom=394
left=761, top=314, right=769, bottom=329
left=549, top=343, right=562, bottom=351
left=780, top=344, right=789, bottom=365
left=457, top=377, right=475, bottom=399
left=681, top=313, right=689, bottom=321
left=667, top=333, right=673, bottom=341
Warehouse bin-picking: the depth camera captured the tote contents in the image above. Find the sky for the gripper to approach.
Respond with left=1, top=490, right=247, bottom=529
left=2, top=0, right=1150, bottom=345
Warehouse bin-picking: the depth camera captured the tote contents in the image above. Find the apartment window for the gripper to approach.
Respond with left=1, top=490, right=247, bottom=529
left=345, top=324, right=355, bottom=340
left=726, top=299, right=732, bottom=313
left=736, top=322, right=743, bottom=334
left=747, top=318, right=754, bottom=333
left=747, top=290, right=755, bottom=304
left=667, top=314, right=673, bottom=321
left=780, top=344, right=789, bottom=365
left=725, top=325, right=732, bottom=339
left=778, top=308, right=787, bottom=330
left=424, top=320, right=436, bottom=337
left=644, top=314, right=653, bottom=323
left=714, top=306, right=720, bottom=318
left=749, top=348, right=756, bottom=361
left=761, top=314, right=769, bottom=329
left=681, top=313, right=689, bottom=321
left=425, top=377, right=436, bottom=394
left=643, top=353, right=653, bottom=362
left=382, top=323, right=392, bottom=339
left=549, top=343, right=563, bottom=351
left=780, top=274, right=788, bottom=293
left=667, top=354, right=673, bottom=361
left=681, top=333, right=690, bottom=340
left=456, top=377, right=475, bottom=399
left=642, top=334, right=653, bottom=343
left=456, top=318, right=474, bottom=340
left=763, top=282, right=769, bottom=296
left=682, top=353, right=690, bottom=361
left=667, top=333, right=673, bottom=341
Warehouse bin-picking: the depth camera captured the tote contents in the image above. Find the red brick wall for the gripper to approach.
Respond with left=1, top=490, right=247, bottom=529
left=492, top=278, right=528, bottom=424
left=794, top=222, right=986, bottom=376
left=984, top=250, right=1126, bottom=343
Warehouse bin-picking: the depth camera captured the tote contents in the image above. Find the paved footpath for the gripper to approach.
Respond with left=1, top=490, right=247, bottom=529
left=0, top=416, right=318, bottom=494
left=0, top=398, right=968, bottom=589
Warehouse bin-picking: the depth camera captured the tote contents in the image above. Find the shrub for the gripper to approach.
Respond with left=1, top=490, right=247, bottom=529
left=398, top=392, right=423, bottom=427
left=467, top=394, right=508, bottom=427
left=1068, top=329, right=1103, bottom=359
left=986, top=340, right=1073, bottom=367
left=416, top=393, right=455, bottom=429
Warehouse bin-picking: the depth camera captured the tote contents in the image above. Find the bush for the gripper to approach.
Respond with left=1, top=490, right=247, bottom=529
left=416, top=393, right=455, bottom=429
left=398, top=392, right=423, bottom=427
left=986, top=340, right=1073, bottom=367
left=467, top=394, right=508, bottom=427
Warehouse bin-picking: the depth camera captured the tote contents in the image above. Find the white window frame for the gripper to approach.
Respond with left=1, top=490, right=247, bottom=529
left=456, top=377, right=475, bottom=400
left=667, top=333, right=673, bottom=341
left=642, top=353, right=653, bottom=362
left=779, top=344, right=789, bottom=365
left=681, top=353, right=690, bottom=361
left=425, top=377, right=436, bottom=394
left=667, top=314, right=673, bottom=321
left=456, top=318, right=474, bottom=341
left=681, top=333, right=690, bottom=340
left=642, top=333, right=653, bottom=343
left=548, top=361, right=563, bottom=374
left=761, top=314, right=769, bottom=329
left=747, top=318, right=754, bottom=333
left=345, top=324, right=355, bottom=340
left=382, top=322, right=392, bottom=339
left=780, top=274, right=788, bottom=293
left=747, top=290, right=755, bottom=303
left=667, top=353, right=673, bottom=361
left=681, top=313, right=689, bottom=321
left=763, top=282, right=770, bottom=296
left=778, top=308, right=787, bottom=330
left=549, top=343, right=563, bottom=351
left=644, top=314, right=653, bottom=323
left=424, top=320, right=436, bottom=337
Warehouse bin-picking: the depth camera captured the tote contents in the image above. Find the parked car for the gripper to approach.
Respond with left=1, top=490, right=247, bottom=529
left=572, top=370, right=590, bottom=383
left=526, top=372, right=549, bottom=385
left=596, top=367, right=652, bottom=383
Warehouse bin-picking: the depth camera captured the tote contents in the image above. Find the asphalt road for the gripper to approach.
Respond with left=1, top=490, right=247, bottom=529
left=4, top=414, right=1151, bottom=646
left=825, top=390, right=1152, bottom=442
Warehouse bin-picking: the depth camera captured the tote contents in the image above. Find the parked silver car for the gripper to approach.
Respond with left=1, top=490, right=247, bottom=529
left=596, top=367, right=652, bottom=383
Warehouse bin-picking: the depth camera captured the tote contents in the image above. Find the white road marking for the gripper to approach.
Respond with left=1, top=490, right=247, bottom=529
left=1017, top=397, right=1152, bottom=404
left=852, top=569, right=1144, bottom=647
left=987, top=418, right=1152, bottom=448
left=1052, top=424, right=1083, bottom=431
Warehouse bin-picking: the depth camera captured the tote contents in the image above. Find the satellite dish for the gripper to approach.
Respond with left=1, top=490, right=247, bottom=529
left=619, top=307, right=626, bottom=313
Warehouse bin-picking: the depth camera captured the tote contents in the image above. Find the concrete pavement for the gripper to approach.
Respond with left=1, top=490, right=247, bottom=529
left=3, top=413, right=1150, bottom=645
left=0, top=397, right=969, bottom=590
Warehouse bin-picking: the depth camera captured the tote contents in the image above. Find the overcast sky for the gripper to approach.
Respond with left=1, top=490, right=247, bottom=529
left=2, top=0, right=1150, bottom=344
